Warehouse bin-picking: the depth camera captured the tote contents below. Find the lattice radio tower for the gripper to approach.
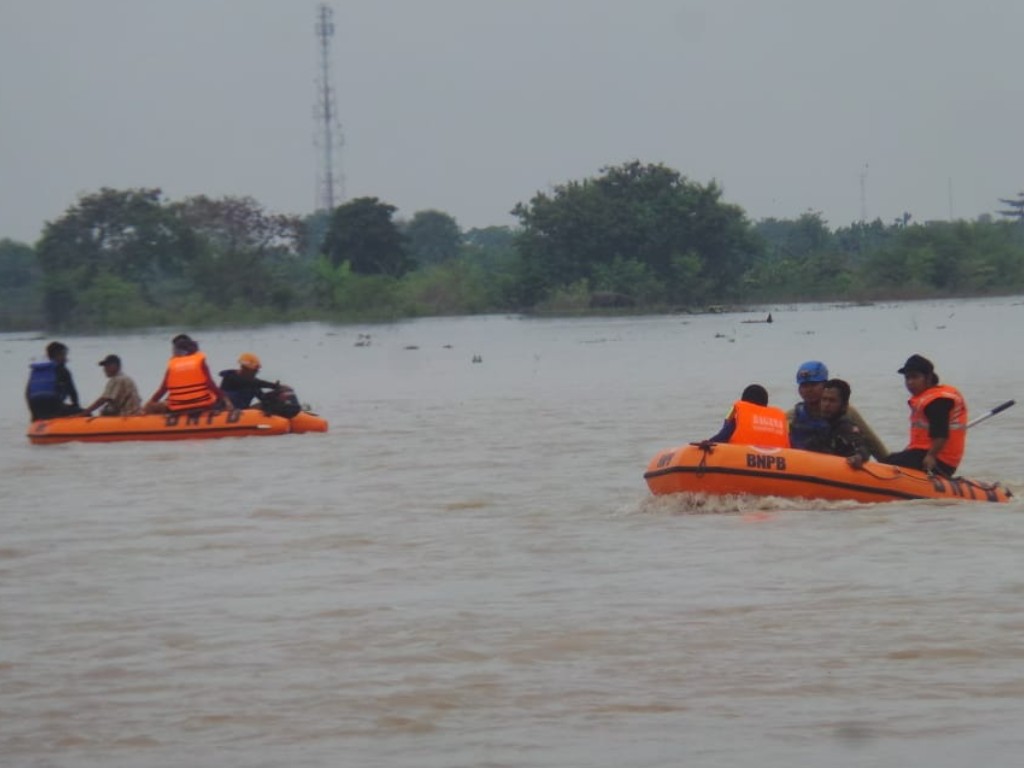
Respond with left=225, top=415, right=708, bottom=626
left=314, top=4, right=344, bottom=212
left=859, top=163, right=869, bottom=223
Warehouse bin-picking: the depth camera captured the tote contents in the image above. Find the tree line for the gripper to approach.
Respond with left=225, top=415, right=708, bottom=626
left=3, top=162, right=1024, bottom=331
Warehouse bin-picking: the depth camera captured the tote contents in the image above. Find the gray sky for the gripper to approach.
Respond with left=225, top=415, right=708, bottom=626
left=2, top=0, right=1023, bottom=244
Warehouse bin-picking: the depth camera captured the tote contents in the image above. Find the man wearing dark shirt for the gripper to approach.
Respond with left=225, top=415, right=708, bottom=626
left=803, top=378, right=870, bottom=468
left=26, top=341, right=83, bottom=421
left=219, top=353, right=278, bottom=409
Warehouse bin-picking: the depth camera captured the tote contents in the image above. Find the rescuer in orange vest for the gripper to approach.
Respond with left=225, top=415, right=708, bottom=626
left=707, top=384, right=790, bottom=448
left=880, top=354, right=967, bottom=476
left=145, top=334, right=233, bottom=414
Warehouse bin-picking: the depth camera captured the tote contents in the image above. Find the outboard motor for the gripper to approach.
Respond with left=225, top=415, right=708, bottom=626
left=262, top=384, right=302, bottom=419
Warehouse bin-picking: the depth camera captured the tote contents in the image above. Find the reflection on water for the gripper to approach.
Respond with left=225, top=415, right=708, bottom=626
left=2, top=298, right=1023, bottom=767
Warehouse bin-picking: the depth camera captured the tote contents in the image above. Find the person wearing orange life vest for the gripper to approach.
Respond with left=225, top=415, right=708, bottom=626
left=880, top=354, right=967, bottom=476
left=707, top=384, right=790, bottom=448
left=144, top=334, right=233, bottom=414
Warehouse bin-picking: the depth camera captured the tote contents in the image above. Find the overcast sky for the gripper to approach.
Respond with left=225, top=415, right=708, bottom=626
left=2, top=0, right=1023, bottom=244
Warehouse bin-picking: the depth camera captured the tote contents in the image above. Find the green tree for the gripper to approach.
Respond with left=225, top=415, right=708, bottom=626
left=311, top=255, right=352, bottom=309
left=464, top=225, right=516, bottom=252
left=754, top=211, right=834, bottom=260
left=0, top=238, right=38, bottom=290
left=459, top=226, right=522, bottom=308
left=833, top=218, right=894, bottom=260
left=322, top=197, right=411, bottom=277
left=401, top=259, right=491, bottom=315
left=0, top=239, right=42, bottom=328
left=402, top=209, right=462, bottom=268
left=77, top=273, right=151, bottom=328
left=170, top=195, right=303, bottom=309
left=511, top=160, right=761, bottom=306
left=300, top=209, right=333, bottom=259
left=854, top=219, right=1024, bottom=298
left=34, top=188, right=195, bottom=328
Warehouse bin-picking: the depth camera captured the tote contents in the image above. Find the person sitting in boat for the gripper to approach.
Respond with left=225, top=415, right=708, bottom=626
left=82, top=354, right=143, bottom=416
left=880, top=354, right=966, bottom=477
left=803, top=378, right=870, bottom=468
left=218, top=353, right=279, bottom=410
left=25, top=340, right=84, bottom=421
left=787, top=360, right=888, bottom=460
left=707, top=384, right=790, bottom=447
left=145, top=334, right=233, bottom=414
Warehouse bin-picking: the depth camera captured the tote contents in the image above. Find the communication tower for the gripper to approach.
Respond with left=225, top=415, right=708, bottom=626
left=859, top=163, right=869, bottom=223
left=314, top=4, right=344, bottom=212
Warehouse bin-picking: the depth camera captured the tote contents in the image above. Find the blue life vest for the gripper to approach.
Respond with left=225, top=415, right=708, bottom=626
left=789, top=402, right=831, bottom=449
left=27, top=361, right=60, bottom=401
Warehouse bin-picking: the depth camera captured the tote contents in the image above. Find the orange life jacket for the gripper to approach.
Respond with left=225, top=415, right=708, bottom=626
left=730, top=400, right=790, bottom=448
left=166, top=352, right=218, bottom=411
left=906, top=384, right=967, bottom=468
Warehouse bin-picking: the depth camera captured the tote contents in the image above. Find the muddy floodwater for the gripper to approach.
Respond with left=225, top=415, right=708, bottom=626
left=3, top=297, right=1023, bottom=767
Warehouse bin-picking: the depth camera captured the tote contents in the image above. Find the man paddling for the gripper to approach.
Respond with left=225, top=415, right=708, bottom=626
left=880, top=354, right=967, bottom=477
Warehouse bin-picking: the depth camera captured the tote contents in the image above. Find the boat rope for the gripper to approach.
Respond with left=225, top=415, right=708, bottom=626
left=858, top=463, right=915, bottom=482
left=858, top=462, right=1006, bottom=497
left=689, top=440, right=716, bottom=476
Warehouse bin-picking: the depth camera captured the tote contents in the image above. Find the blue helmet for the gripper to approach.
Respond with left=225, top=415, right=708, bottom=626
left=796, top=360, right=828, bottom=384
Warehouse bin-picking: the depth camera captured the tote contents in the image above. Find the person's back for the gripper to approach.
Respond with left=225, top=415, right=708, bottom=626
left=731, top=400, right=790, bottom=447
left=25, top=341, right=82, bottom=421
left=146, top=334, right=230, bottom=413
left=709, top=384, right=790, bottom=448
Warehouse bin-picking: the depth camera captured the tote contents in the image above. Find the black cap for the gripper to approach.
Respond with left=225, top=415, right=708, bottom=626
left=898, top=354, right=934, bottom=376
left=98, top=354, right=121, bottom=367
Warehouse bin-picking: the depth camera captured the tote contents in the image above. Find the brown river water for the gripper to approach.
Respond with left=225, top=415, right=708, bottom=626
left=2, top=298, right=1023, bottom=767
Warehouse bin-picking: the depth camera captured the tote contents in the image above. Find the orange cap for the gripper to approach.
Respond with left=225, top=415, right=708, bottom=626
left=238, top=353, right=261, bottom=370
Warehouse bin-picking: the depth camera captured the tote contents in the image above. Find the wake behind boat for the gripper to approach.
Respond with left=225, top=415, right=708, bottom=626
left=644, top=442, right=1012, bottom=504
left=27, top=409, right=328, bottom=445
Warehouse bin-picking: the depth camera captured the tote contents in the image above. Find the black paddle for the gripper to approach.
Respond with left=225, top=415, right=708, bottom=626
left=966, top=399, right=1015, bottom=429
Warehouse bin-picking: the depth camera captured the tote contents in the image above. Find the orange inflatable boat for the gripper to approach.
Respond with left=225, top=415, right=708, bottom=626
left=27, top=409, right=328, bottom=445
left=644, top=442, right=1013, bottom=504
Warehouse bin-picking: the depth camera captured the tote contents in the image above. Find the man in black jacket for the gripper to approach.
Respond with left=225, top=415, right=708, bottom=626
left=219, top=353, right=278, bottom=410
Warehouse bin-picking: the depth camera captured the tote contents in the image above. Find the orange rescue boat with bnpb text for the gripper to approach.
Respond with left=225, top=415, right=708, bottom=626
left=27, top=409, right=328, bottom=445
left=644, top=442, right=1012, bottom=504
